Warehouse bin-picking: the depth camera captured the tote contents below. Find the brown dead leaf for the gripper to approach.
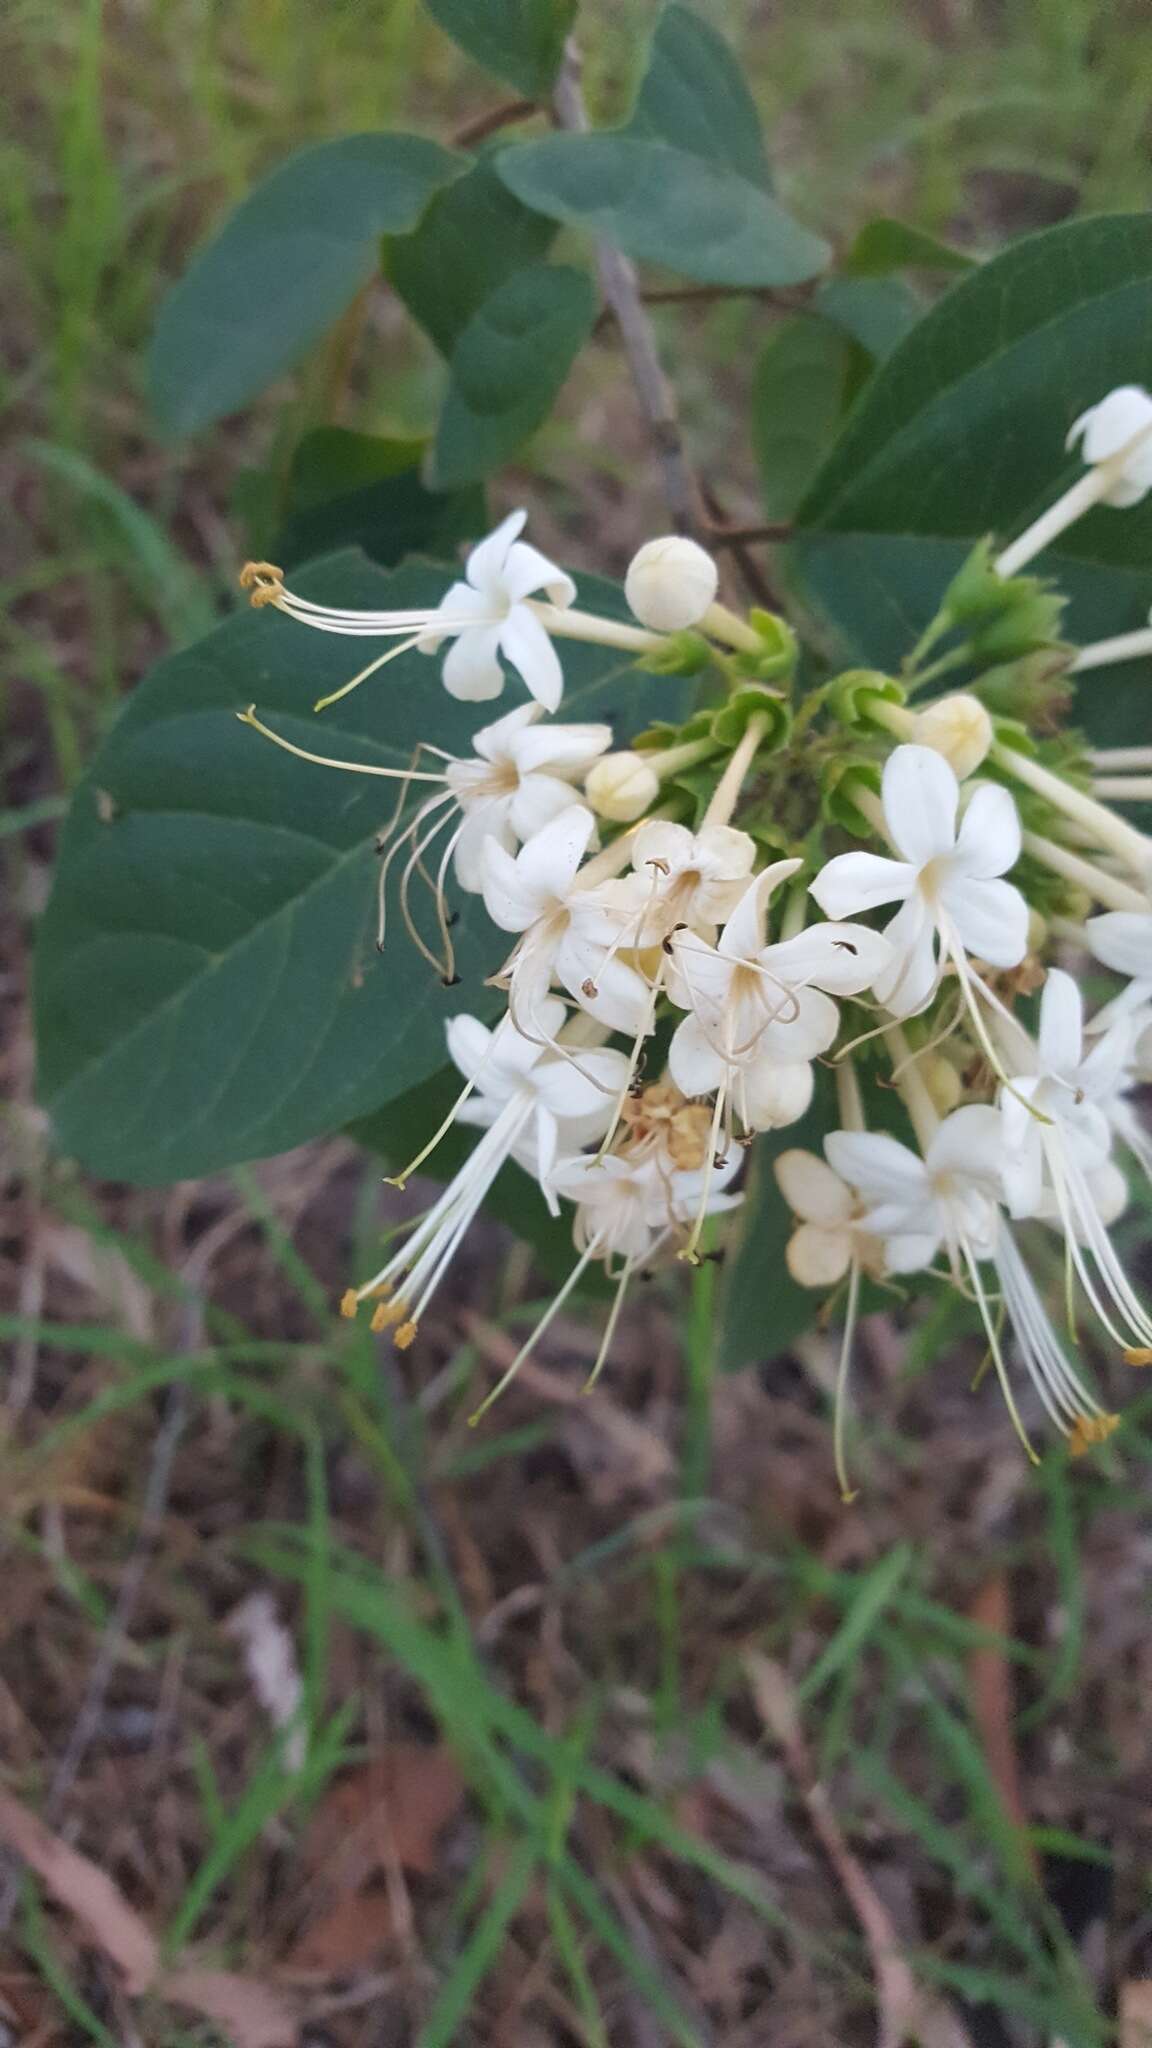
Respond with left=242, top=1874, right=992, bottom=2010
left=301, top=1742, right=465, bottom=1880
left=1122, top=1982, right=1152, bottom=2048
left=966, top=1574, right=1038, bottom=1878
left=0, top=1784, right=158, bottom=1993
left=287, top=1888, right=398, bottom=1972
left=163, top=1968, right=296, bottom=2048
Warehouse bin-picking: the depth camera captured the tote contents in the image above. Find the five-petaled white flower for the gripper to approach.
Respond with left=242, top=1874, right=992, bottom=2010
left=418, top=508, right=576, bottom=709
left=998, top=970, right=1128, bottom=1221
left=811, top=744, right=1028, bottom=1016
left=481, top=804, right=649, bottom=1037
left=623, top=819, right=758, bottom=939
left=1066, top=386, right=1152, bottom=507
left=445, top=704, right=611, bottom=892
left=825, top=1106, right=1004, bottom=1275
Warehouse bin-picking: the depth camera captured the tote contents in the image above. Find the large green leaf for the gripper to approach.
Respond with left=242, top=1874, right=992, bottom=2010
left=388, top=153, right=558, bottom=357
left=753, top=316, right=854, bottom=520
left=35, top=555, right=693, bottom=1185
left=495, top=5, right=828, bottom=289
left=150, top=135, right=465, bottom=436
left=432, top=263, right=596, bottom=487
left=792, top=214, right=1152, bottom=755
left=275, top=428, right=484, bottom=568
left=424, top=0, right=575, bottom=97
left=713, top=1077, right=835, bottom=1373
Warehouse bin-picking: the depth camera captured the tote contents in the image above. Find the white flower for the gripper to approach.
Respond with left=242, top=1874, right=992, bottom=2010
left=348, top=1003, right=624, bottom=1343
left=1086, top=909, right=1152, bottom=1018
left=825, top=1106, right=1004, bottom=1274
left=911, top=693, right=993, bottom=780
left=481, top=805, right=650, bottom=1036
left=445, top=703, right=611, bottom=891
left=775, top=1150, right=885, bottom=1287
left=550, top=1145, right=742, bottom=1263
left=1066, top=386, right=1152, bottom=508
left=999, top=970, right=1122, bottom=1219
left=448, top=1001, right=630, bottom=1206
left=626, top=819, right=758, bottom=937
left=584, top=750, right=661, bottom=824
left=625, top=536, right=718, bottom=631
left=811, top=744, right=1028, bottom=1017
left=417, top=509, right=576, bottom=709
left=665, top=860, right=892, bottom=1104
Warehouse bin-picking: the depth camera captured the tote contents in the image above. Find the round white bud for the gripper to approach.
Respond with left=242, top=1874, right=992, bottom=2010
left=912, top=693, right=993, bottom=779
left=625, top=535, right=718, bottom=631
left=919, top=1053, right=962, bottom=1118
left=584, top=750, right=660, bottom=823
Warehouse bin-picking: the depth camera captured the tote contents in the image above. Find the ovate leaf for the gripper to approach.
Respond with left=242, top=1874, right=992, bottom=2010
left=276, top=429, right=484, bottom=567
left=792, top=214, right=1152, bottom=756
left=424, top=0, right=575, bottom=98
left=150, top=134, right=465, bottom=435
left=36, top=556, right=693, bottom=1184
left=388, top=153, right=558, bottom=357
left=431, top=263, right=596, bottom=487
left=496, top=5, right=828, bottom=289
left=713, top=1078, right=835, bottom=1373
left=815, top=276, right=921, bottom=364
left=753, top=316, right=854, bottom=519
left=844, top=217, right=977, bottom=277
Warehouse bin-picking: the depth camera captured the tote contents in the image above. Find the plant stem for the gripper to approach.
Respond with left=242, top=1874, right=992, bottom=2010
left=1021, top=830, right=1149, bottom=912
left=702, top=711, right=770, bottom=828
left=991, top=741, right=1151, bottom=879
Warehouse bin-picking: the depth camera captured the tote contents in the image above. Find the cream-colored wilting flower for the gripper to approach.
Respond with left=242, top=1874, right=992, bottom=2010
left=481, top=804, right=650, bottom=1037
left=343, top=1001, right=628, bottom=1344
left=774, top=1149, right=885, bottom=1288
left=811, top=743, right=1028, bottom=1018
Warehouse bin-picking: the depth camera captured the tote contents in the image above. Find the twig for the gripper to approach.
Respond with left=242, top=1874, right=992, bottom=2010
left=552, top=40, right=702, bottom=536
left=701, top=484, right=779, bottom=611
left=452, top=97, right=537, bottom=149
left=705, top=520, right=794, bottom=548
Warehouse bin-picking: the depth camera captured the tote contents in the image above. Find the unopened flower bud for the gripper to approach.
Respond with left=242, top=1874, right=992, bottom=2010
left=1067, top=385, right=1152, bottom=507
left=912, top=693, right=993, bottom=779
left=584, top=750, right=660, bottom=823
left=625, top=536, right=718, bottom=631
left=1026, top=907, right=1048, bottom=955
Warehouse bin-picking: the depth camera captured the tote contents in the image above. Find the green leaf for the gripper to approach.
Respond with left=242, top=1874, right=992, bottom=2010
left=431, top=263, right=596, bottom=487
left=150, top=134, right=465, bottom=435
left=627, top=1, right=771, bottom=189
left=276, top=428, right=484, bottom=568
left=498, top=134, right=828, bottom=288
left=713, top=1072, right=836, bottom=1373
left=791, top=214, right=1152, bottom=758
left=424, top=0, right=575, bottom=97
left=36, top=555, right=694, bottom=1184
left=844, top=216, right=977, bottom=277
left=388, top=152, right=558, bottom=357
left=752, top=316, right=853, bottom=519
left=815, top=275, right=921, bottom=364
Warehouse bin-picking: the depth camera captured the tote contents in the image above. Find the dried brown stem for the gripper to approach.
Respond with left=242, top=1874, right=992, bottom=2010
left=452, top=97, right=538, bottom=149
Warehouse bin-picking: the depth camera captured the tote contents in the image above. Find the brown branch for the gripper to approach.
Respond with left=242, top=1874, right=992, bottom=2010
left=706, top=520, right=794, bottom=548
left=639, top=281, right=820, bottom=311
left=452, top=97, right=538, bottom=149
left=552, top=41, right=702, bottom=536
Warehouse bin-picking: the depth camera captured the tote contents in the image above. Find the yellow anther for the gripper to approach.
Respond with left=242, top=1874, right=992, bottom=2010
left=339, top=1288, right=359, bottom=1320
left=393, top=1320, right=418, bottom=1350
left=1069, top=1413, right=1120, bottom=1456
left=239, top=561, right=285, bottom=608
left=1124, top=1347, right=1152, bottom=1367
left=371, top=1300, right=406, bottom=1333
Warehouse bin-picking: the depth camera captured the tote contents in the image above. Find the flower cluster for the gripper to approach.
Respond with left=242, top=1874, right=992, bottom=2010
left=240, top=387, right=1152, bottom=1468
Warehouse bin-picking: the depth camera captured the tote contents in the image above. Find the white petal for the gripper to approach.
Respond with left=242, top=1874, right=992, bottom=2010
left=445, top=1012, right=495, bottom=1083
left=741, top=1057, right=814, bottom=1130
left=534, top=1046, right=629, bottom=1121
left=873, top=894, right=939, bottom=1015
left=464, top=509, right=527, bottom=596
left=501, top=539, right=576, bottom=609
left=952, top=782, right=1021, bottom=879
left=719, top=860, right=802, bottom=961
left=668, top=1014, right=726, bottom=1097
left=882, top=743, right=958, bottom=865
left=695, top=826, right=758, bottom=880
left=758, top=985, right=839, bottom=1062
left=499, top=604, right=564, bottom=711
left=1086, top=911, right=1152, bottom=979
left=481, top=838, right=549, bottom=931
left=786, top=1221, right=852, bottom=1288
left=511, top=721, right=611, bottom=777
left=471, top=701, right=540, bottom=763
left=453, top=806, right=513, bottom=893
left=1037, top=968, right=1083, bottom=1076
left=441, top=622, right=505, bottom=701
left=944, top=876, right=1028, bottom=968
left=508, top=772, right=589, bottom=843
left=810, top=850, right=915, bottom=919
left=925, top=1104, right=1004, bottom=1188
left=759, top=922, right=893, bottom=997
left=632, top=819, right=694, bottom=873
left=417, top=579, right=491, bottom=652
left=554, top=935, right=650, bottom=1034
left=515, top=804, right=596, bottom=900
left=825, top=1129, right=926, bottom=1206
left=776, top=1149, right=855, bottom=1226
left=1067, top=386, right=1152, bottom=464
left=883, top=1231, right=941, bottom=1274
